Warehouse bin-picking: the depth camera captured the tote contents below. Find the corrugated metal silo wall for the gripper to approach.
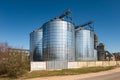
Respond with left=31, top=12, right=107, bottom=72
left=75, top=29, right=97, bottom=61
left=42, top=19, right=75, bottom=69
left=30, top=29, right=43, bottom=61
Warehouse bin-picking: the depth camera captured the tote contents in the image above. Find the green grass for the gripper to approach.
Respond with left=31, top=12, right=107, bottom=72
left=24, top=66, right=115, bottom=79
left=0, top=66, right=116, bottom=79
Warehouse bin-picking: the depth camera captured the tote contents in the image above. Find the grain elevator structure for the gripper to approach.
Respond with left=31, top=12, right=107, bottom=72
left=30, top=10, right=98, bottom=64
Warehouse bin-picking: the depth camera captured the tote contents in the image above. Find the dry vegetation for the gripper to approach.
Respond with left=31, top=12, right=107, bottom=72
left=0, top=43, right=30, bottom=79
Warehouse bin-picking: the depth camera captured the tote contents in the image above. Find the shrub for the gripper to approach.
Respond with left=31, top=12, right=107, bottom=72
left=0, top=43, right=30, bottom=78
left=6, top=53, right=30, bottom=78
left=0, top=61, right=7, bottom=75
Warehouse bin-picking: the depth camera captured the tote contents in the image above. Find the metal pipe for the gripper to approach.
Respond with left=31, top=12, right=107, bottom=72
left=56, top=9, right=72, bottom=19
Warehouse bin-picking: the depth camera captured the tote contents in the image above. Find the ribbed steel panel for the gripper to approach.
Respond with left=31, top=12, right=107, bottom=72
left=42, top=19, right=75, bottom=61
left=30, top=29, right=43, bottom=61
left=75, top=29, right=96, bottom=61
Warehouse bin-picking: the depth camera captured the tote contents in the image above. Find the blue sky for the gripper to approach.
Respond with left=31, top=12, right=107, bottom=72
left=0, top=0, right=120, bottom=52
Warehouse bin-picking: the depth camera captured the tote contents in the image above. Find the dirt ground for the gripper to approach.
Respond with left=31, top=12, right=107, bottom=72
left=26, top=67, right=120, bottom=80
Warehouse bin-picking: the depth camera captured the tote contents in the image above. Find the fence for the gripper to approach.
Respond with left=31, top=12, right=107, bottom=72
left=68, top=61, right=120, bottom=68
left=31, top=61, right=120, bottom=71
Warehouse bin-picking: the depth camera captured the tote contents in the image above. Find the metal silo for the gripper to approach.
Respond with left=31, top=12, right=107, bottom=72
left=30, top=28, right=43, bottom=61
left=97, top=43, right=106, bottom=61
left=42, top=18, right=75, bottom=61
left=75, top=21, right=96, bottom=61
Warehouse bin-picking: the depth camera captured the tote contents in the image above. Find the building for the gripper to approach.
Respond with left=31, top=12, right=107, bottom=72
left=113, top=52, right=120, bottom=61
left=30, top=10, right=97, bottom=63
left=8, top=48, right=29, bottom=54
left=29, top=10, right=118, bottom=70
left=0, top=44, right=29, bottom=62
left=8, top=48, right=30, bottom=61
